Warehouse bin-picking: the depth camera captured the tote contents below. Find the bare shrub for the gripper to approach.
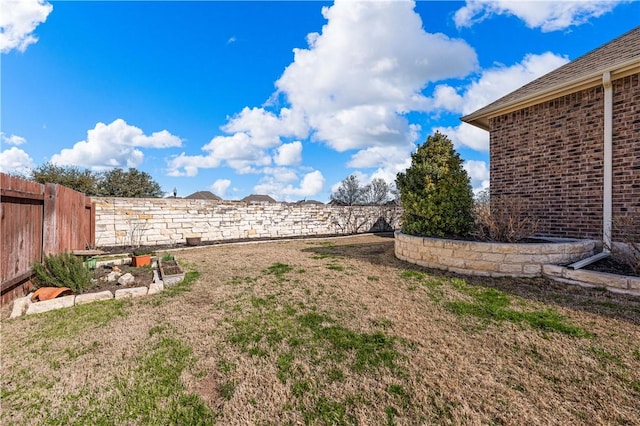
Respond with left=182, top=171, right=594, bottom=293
left=608, top=215, right=640, bottom=274
left=474, top=194, right=539, bottom=243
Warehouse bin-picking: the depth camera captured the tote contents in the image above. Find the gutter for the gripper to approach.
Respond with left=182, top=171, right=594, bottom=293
left=569, top=71, right=614, bottom=270
left=602, top=71, right=613, bottom=252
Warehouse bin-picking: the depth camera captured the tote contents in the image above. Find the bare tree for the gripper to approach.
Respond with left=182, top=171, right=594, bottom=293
left=330, top=175, right=365, bottom=206
left=362, top=178, right=391, bottom=205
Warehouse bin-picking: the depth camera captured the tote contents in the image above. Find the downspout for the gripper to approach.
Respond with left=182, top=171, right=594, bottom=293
left=602, top=71, right=613, bottom=252
left=569, top=71, right=613, bottom=270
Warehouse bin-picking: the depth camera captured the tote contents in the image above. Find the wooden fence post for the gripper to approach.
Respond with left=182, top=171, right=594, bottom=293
left=42, top=183, right=57, bottom=256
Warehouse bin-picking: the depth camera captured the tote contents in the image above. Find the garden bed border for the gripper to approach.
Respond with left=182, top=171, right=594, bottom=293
left=9, top=260, right=182, bottom=318
left=394, top=230, right=596, bottom=278
left=395, top=231, right=639, bottom=296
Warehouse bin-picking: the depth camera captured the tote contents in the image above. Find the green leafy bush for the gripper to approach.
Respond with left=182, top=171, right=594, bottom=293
left=32, top=252, right=91, bottom=293
left=133, top=248, right=154, bottom=256
left=396, top=132, right=475, bottom=238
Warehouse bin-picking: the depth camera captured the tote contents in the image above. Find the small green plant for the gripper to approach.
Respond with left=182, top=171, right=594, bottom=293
left=264, top=262, right=293, bottom=277
left=161, top=253, right=175, bottom=261
left=396, top=132, right=475, bottom=238
left=32, top=252, right=91, bottom=293
left=133, top=248, right=154, bottom=256
left=444, top=283, right=589, bottom=337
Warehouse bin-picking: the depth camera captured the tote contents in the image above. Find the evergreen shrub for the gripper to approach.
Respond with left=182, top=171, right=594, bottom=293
left=396, top=132, right=475, bottom=238
left=32, top=252, right=91, bottom=293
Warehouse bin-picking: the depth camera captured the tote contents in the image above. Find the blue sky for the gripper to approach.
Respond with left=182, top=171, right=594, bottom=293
left=2, top=0, right=638, bottom=201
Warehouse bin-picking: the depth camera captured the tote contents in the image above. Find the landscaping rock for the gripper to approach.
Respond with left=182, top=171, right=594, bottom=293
left=26, top=295, right=75, bottom=315
left=10, top=296, right=30, bottom=319
left=117, top=273, right=135, bottom=286
left=75, top=291, right=114, bottom=305
left=148, top=282, right=164, bottom=295
left=115, top=287, right=148, bottom=299
left=106, top=271, right=121, bottom=282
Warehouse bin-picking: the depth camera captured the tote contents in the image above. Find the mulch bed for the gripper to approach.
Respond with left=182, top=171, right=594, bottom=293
left=159, top=259, right=182, bottom=276
left=83, top=264, right=154, bottom=294
left=583, top=256, right=639, bottom=277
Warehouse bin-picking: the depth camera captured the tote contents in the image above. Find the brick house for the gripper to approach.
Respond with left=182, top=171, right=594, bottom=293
left=461, top=26, right=639, bottom=245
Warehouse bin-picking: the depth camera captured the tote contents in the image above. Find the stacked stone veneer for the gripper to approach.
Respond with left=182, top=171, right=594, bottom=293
left=93, top=197, right=402, bottom=247
left=489, top=72, right=640, bottom=240
left=394, top=231, right=596, bottom=278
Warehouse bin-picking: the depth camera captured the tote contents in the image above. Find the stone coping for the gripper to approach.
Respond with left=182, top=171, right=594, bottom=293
left=394, top=231, right=596, bottom=278
left=542, top=264, right=640, bottom=296
left=9, top=268, right=180, bottom=319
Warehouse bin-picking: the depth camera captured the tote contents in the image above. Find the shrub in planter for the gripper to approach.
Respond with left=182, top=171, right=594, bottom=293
left=396, top=132, right=475, bottom=238
left=32, top=252, right=91, bottom=293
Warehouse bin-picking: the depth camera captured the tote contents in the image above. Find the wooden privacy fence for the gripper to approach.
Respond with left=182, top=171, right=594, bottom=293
left=1, top=173, right=95, bottom=304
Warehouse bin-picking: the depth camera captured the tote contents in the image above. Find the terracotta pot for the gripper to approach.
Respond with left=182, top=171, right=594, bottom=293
left=31, top=287, right=73, bottom=302
left=132, top=254, right=151, bottom=267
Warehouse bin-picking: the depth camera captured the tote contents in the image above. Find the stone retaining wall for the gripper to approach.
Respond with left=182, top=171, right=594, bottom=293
left=93, top=197, right=402, bottom=247
left=542, top=265, right=640, bottom=296
left=394, top=231, right=596, bottom=277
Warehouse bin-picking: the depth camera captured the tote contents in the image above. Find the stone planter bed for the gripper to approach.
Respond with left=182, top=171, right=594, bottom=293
left=159, top=258, right=186, bottom=285
left=542, top=264, right=640, bottom=296
left=9, top=258, right=185, bottom=319
left=395, top=231, right=639, bottom=296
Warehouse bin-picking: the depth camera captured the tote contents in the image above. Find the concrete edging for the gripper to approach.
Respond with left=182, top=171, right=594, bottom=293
left=394, top=230, right=596, bottom=278
left=542, top=264, right=640, bottom=296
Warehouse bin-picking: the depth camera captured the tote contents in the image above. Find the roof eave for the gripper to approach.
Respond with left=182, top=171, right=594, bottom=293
left=460, top=58, right=640, bottom=131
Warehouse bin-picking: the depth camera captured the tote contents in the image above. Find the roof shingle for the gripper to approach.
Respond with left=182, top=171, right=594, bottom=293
left=462, top=26, right=640, bottom=129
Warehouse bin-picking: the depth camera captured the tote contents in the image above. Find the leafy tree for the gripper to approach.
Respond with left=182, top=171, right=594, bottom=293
left=97, top=168, right=163, bottom=198
left=30, top=163, right=101, bottom=195
left=396, top=132, right=475, bottom=237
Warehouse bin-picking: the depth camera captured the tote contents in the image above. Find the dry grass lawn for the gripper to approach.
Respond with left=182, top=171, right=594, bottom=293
left=2, top=234, right=640, bottom=425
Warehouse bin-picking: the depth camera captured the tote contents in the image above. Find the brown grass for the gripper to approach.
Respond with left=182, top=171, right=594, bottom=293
left=2, top=234, right=640, bottom=425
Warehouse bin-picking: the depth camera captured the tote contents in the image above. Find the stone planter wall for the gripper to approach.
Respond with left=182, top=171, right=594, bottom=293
left=394, top=231, right=596, bottom=277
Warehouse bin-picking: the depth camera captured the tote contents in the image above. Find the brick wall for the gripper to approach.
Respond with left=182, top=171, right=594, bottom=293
left=93, top=198, right=402, bottom=247
left=489, top=72, right=639, bottom=240
left=612, top=73, right=640, bottom=238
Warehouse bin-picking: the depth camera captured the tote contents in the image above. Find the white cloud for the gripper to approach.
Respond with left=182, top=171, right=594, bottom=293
left=433, top=52, right=569, bottom=116
left=1, top=132, right=27, bottom=146
left=254, top=170, right=325, bottom=202
left=430, top=52, right=569, bottom=151
left=211, top=179, right=231, bottom=198
left=433, top=123, right=490, bottom=152
left=167, top=0, right=479, bottom=185
left=167, top=153, right=220, bottom=177
left=454, top=0, right=624, bottom=32
left=347, top=143, right=415, bottom=170
left=274, top=141, right=302, bottom=166
left=464, top=159, right=490, bottom=193
left=431, top=85, right=465, bottom=112
left=0, top=0, right=53, bottom=53
left=51, top=118, right=182, bottom=171
left=276, top=0, right=477, bottom=155
left=167, top=107, right=308, bottom=176
left=262, top=167, right=298, bottom=183
left=0, top=147, right=35, bottom=175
